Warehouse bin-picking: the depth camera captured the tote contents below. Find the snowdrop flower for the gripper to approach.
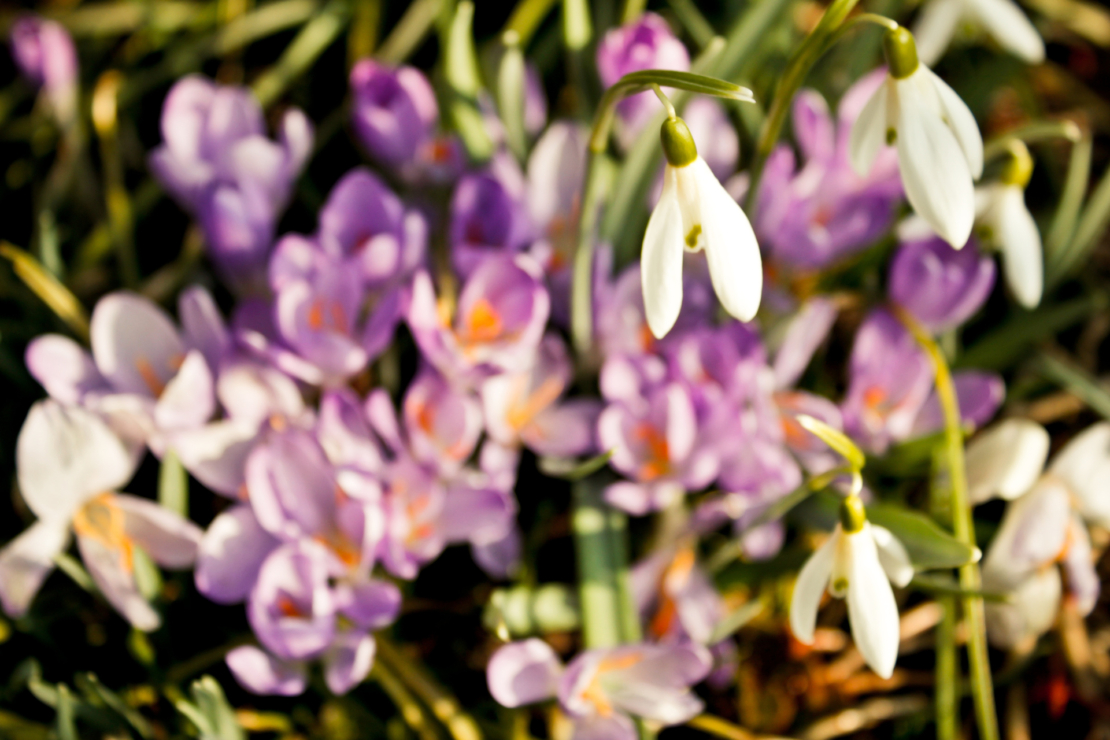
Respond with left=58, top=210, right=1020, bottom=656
left=642, top=114, right=762, bottom=339
left=913, top=0, right=1044, bottom=67
left=0, top=401, right=201, bottom=630
left=850, top=27, right=983, bottom=249
left=975, top=145, right=1044, bottom=308
left=790, top=495, right=914, bottom=679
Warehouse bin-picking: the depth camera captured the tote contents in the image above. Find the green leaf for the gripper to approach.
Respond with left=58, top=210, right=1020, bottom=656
left=1045, top=129, right=1091, bottom=279
left=132, top=546, right=163, bottom=603
left=910, top=574, right=1008, bottom=602
left=445, top=1, right=482, bottom=97
left=448, top=98, right=495, bottom=162
left=496, top=32, right=528, bottom=162
left=55, top=685, right=77, bottom=740
left=0, top=242, right=89, bottom=341
left=1036, top=351, right=1110, bottom=421
left=796, top=414, right=865, bottom=470
left=866, top=504, right=981, bottom=571
left=177, top=676, right=245, bottom=740
left=77, top=673, right=153, bottom=739
left=159, top=449, right=189, bottom=517
left=376, top=0, right=442, bottom=64
left=1056, top=155, right=1110, bottom=281
left=562, top=0, right=592, bottom=51
left=538, top=450, right=613, bottom=481
left=708, top=597, right=765, bottom=643
left=250, top=0, right=349, bottom=107
left=0, top=710, right=51, bottom=740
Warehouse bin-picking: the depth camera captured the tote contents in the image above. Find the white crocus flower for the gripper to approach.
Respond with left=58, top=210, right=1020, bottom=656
left=789, top=496, right=913, bottom=679
left=850, top=26, right=984, bottom=249
left=913, top=0, right=1045, bottom=67
left=642, top=115, right=762, bottom=339
left=0, top=400, right=202, bottom=630
left=975, top=145, right=1043, bottom=307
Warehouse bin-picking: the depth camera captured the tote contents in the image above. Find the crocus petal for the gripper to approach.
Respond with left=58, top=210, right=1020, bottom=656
left=154, top=350, right=215, bottom=431
left=17, top=401, right=136, bottom=522
left=696, top=159, right=762, bottom=323
left=113, top=494, right=203, bottom=568
left=845, top=526, right=900, bottom=679
left=487, top=639, right=564, bottom=707
left=923, top=67, right=984, bottom=179
left=912, top=0, right=964, bottom=66
left=871, top=525, right=914, bottom=588
left=848, top=80, right=889, bottom=177
left=195, top=505, right=278, bottom=603
left=0, top=521, right=70, bottom=617
left=789, top=533, right=836, bottom=644
left=965, top=419, right=1049, bottom=504
left=172, top=418, right=259, bottom=497
left=226, top=645, right=307, bottom=696
left=25, top=334, right=106, bottom=405
left=324, top=631, right=376, bottom=695
left=178, top=285, right=230, bottom=370
left=966, top=0, right=1046, bottom=64
left=1047, top=422, right=1110, bottom=528
left=995, top=185, right=1043, bottom=308
left=1062, top=516, right=1098, bottom=616
left=641, top=168, right=685, bottom=338
left=76, top=534, right=160, bottom=631
left=91, top=292, right=187, bottom=397
left=983, top=566, right=1061, bottom=649
left=335, top=579, right=402, bottom=630
left=894, top=79, right=975, bottom=248
left=772, top=297, right=838, bottom=390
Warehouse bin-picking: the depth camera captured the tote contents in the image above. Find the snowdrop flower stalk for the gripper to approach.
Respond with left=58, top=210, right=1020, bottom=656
left=641, top=93, right=762, bottom=339
left=850, top=26, right=984, bottom=248
left=787, top=416, right=913, bottom=679
left=975, top=142, right=1044, bottom=308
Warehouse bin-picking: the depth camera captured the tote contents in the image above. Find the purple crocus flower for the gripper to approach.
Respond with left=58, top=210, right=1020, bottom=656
left=630, top=542, right=722, bottom=644
left=399, top=371, right=484, bottom=476
left=350, top=58, right=438, bottom=166
left=487, top=639, right=711, bottom=738
left=753, top=71, right=902, bottom=270
left=450, top=153, right=533, bottom=277
left=9, top=16, right=78, bottom=124
left=406, top=255, right=550, bottom=387
left=889, top=235, right=995, bottom=333
left=841, top=309, right=934, bottom=454
left=149, top=76, right=313, bottom=292
left=482, top=334, right=600, bottom=459
left=596, top=12, right=690, bottom=148
left=26, top=289, right=225, bottom=455
left=599, top=382, right=718, bottom=515
left=0, top=401, right=201, bottom=631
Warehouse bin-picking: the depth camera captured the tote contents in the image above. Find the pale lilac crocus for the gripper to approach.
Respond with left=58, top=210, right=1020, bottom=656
left=889, top=234, right=995, bottom=333
left=26, top=289, right=224, bottom=455
left=350, top=58, right=438, bottom=166
left=482, top=334, right=600, bottom=459
left=630, top=542, right=722, bottom=644
left=487, top=639, right=711, bottom=738
left=9, top=16, right=78, bottom=125
left=841, top=309, right=934, bottom=454
left=600, top=382, right=718, bottom=515
left=754, top=72, right=902, bottom=270
left=450, top=153, right=533, bottom=278
left=0, top=401, right=201, bottom=630
left=149, top=76, right=313, bottom=292
left=406, top=255, right=550, bottom=386
left=596, top=12, right=690, bottom=148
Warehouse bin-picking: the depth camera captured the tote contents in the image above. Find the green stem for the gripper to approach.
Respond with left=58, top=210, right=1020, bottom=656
left=899, top=309, right=999, bottom=740
left=375, top=0, right=442, bottom=64
left=251, top=0, right=350, bottom=107
left=935, top=595, right=958, bottom=740
left=375, top=635, right=482, bottom=740
left=504, top=0, right=558, bottom=47
left=571, top=481, right=624, bottom=648
left=747, top=0, right=862, bottom=210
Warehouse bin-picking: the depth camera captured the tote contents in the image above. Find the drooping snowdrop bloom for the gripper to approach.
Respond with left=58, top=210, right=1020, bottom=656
left=487, top=638, right=711, bottom=739
left=850, top=27, right=983, bottom=248
left=974, top=147, right=1044, bottom=308
left=913, top=0, right=1045, bottom=67
left=0, top=401, right=202, bottom=630
left=642, top=115, right=762, bottom=339
left=9, top=16, right=78, bottom=126
left=790, top=496, right=914, bottom=679
left=965, top=420, right=1110, bottom=647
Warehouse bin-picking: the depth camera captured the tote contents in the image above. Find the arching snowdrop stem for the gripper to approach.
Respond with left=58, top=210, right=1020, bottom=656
left=896, top=307, right=1000, bottom=740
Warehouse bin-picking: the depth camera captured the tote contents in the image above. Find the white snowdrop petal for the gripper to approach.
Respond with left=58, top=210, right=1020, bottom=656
left=641, top=168, right=686, bottom=339
left=694, top=159, right=762, bottom=322
left=871, top=525, right=914, bottom=588
left=912, top=0, right=965, bottom=67
left=924, top=67, right=984, bottom=179
left=995, top=185, right=1044, bottom=309
left=966, top=0, right=1046, bottom=64
left=849, top=80, right=890, bottom=177
left=894, top=81, right=975, bottom=248
left=845, top=527, right=901, bottom=679
left=965, top=419, right=1050, bottom=504
left=789, top=533, right=837, bottom=644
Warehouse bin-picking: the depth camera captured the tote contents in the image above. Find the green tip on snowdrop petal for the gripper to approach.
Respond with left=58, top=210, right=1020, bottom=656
left=660, top=117, right=698, bottom=168
left=883, top=26, right=920, bottom=80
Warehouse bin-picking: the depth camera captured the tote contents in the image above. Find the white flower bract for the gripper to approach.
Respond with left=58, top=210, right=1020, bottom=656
left=641, top=156, right=762, bottom=339
left=913, top=0, right=1045, bottom=67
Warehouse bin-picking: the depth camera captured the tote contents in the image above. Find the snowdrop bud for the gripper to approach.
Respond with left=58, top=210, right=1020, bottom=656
left=839, top=495, right=867, bottom=533
left=660, top=117, right=698, bottom=168
left=883, top=27, right=920, bottom=80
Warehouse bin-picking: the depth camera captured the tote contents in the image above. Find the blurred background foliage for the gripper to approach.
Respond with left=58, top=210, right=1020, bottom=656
left=0, top=0, right=1108, bottom=738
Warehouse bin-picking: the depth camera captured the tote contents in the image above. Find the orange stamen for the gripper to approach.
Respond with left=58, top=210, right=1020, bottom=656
left=73, top=493, right=134, bottom=575
left=462, top=298, right=503, bottom=343
left=506, top=376, right=564, bottom=431
left=276, top=594, right=305, bottom=618
left=633, top=423, right=670, bottom=481
left=135, top=357, right=166, bottom=397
